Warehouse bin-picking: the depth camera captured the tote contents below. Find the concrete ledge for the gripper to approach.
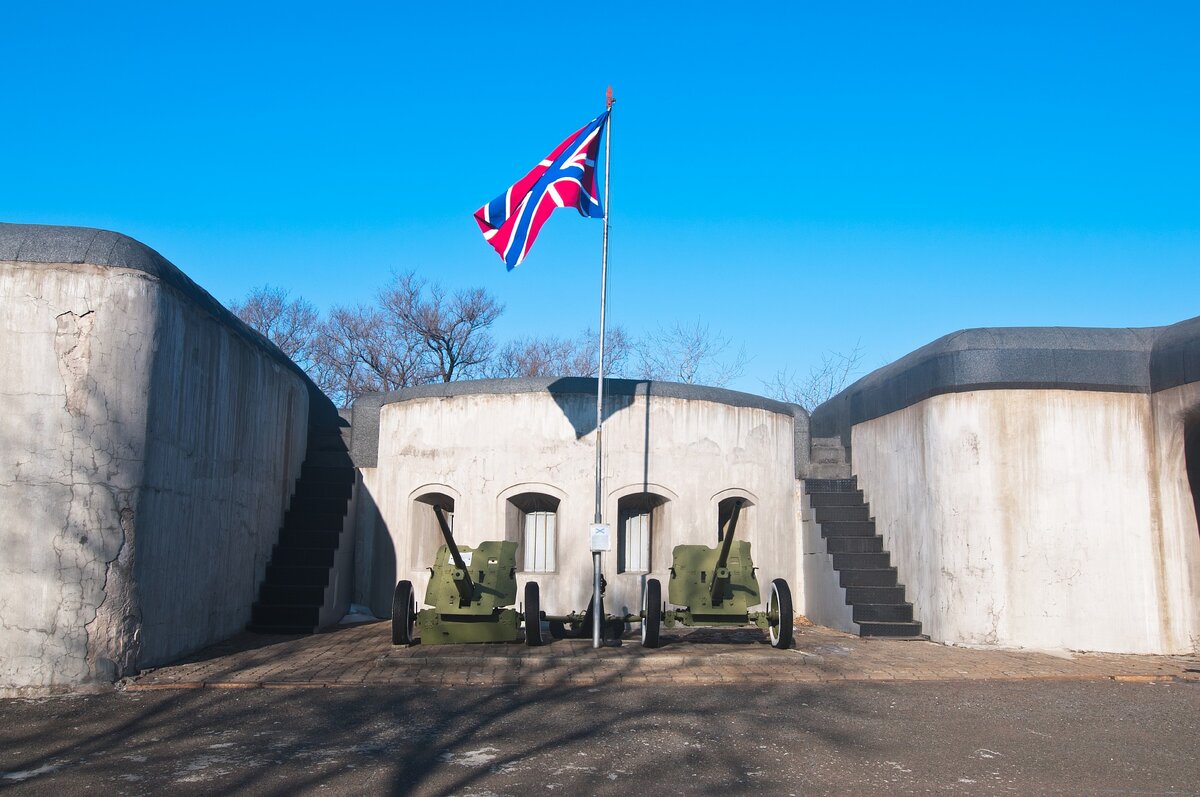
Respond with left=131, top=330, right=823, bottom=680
left=811, top=320, right=1200, bottom=441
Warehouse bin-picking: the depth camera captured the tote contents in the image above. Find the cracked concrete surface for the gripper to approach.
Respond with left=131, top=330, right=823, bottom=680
left=1, top=260, right=310, bottom=695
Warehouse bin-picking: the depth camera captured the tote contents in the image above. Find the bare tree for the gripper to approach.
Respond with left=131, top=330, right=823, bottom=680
left=764, top=341, right=865, bottom=412
left=634, top=320, right=748, bottom=386
left=382, top=273, right=503, bottom=382
left=229, top=285, right=318, bottom=365
left=309, top=304, right=430, bottom=407
left=489, top=326, right=633, bottom=379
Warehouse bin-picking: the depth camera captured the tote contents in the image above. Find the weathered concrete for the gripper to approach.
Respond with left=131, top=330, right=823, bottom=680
left=850, top=390, right=1187, bottom=653
left=352, top=381, right=804, bottom=620
left=0, top=224, right=320, bottom=694
left=808, top=316, right=1200, bottom=655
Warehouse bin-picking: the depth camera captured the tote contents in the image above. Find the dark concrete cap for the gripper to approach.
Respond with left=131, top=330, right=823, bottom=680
left=811, top=319, right=1200, bottom=440
left=1, top=222, right=339, bottom=425
left=1150, top=315, right=1200, bottom=393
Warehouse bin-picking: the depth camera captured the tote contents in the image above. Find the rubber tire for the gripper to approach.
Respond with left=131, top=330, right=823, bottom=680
left=524, top=582, right=543, bottom=646
left=391, top=580, right=415, bottom=645
left=768, top=578, right=794, bottom=649
left=641, top=578, right=662, bottom=648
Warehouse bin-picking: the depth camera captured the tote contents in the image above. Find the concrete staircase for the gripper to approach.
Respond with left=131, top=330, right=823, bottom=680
left=248, top=424, right=354, bottom=634
left=805, top=474, right=923, bottom=638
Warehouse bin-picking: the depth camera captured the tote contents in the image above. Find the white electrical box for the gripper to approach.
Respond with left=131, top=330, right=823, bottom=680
left=589, top=524, right=611, bottom=552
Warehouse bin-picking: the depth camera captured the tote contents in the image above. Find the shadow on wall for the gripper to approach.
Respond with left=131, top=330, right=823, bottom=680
left=546, top=377, right=644, bottom=438
left=1186, top=418, right=1200, bottom=537
left=354, top=478, right=397, bottom=618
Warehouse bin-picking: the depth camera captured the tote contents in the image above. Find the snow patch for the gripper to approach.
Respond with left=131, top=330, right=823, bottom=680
left=1, top=764, right=60, bottom=782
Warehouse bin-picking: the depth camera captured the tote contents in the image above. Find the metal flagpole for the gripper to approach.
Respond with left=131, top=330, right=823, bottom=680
left=592, top=86, right=614, bottom=649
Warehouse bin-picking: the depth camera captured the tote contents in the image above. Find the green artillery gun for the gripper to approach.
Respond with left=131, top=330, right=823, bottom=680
left=391, top=505, right=541, bottom=646
left=639, top=499, right=794, bottom=649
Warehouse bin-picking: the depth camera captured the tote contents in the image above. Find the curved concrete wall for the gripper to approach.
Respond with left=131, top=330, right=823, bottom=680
left=0, top=223, right=326, bottom=694
left=352, top=379, right=804, bottom=619
left=812, top=317, right=1200, bottom=654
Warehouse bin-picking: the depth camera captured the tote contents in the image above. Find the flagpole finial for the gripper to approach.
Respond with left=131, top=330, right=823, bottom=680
left=606, top=85, right=614, bottom=109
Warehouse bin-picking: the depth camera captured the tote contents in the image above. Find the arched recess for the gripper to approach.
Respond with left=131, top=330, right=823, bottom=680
left=610, top=483, right=677, bottom=574
left=499, top=483, right=567, bottom=573
left=408, top=484, right=460, bottom=571
left=711, top=487, right=758, bottom=543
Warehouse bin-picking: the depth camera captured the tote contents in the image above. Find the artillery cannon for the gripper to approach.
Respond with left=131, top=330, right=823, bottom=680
left=639, top=499, right=793, bottom=649
left=391, top=505, right=542, bottom=646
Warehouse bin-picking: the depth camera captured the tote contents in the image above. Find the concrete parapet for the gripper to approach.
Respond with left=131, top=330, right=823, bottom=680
left=0, top=222, right=332, bottom=694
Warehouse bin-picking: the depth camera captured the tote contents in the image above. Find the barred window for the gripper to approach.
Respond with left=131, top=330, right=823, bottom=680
left=506, top=492, right=560, bottom=573
left=617, top=492, right=667, bottom=574
left=523, top=510, right=557, bottom=573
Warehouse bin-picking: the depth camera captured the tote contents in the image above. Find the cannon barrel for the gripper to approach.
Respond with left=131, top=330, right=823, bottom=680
left=434, top=504, right=474, bottom=603
left=710, top=499, right=743, bottom=605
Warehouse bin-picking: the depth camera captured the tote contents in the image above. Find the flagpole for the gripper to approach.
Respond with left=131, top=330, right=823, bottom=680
left=592, top=86, right=614, bottom=649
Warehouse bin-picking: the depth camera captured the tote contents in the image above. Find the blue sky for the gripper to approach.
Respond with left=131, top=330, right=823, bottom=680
left=3, top=2, right=1197, bottom=392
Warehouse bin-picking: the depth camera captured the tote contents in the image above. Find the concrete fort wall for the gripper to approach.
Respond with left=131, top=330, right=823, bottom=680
left=810, top=319, right=1200, bottom=654
left=351, top=379, right=806, bottom=621
left=0, top=223, right=317, bottom=694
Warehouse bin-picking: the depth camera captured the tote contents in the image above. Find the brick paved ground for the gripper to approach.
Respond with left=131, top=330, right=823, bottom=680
left=126, top=620, right=1200, bottom=691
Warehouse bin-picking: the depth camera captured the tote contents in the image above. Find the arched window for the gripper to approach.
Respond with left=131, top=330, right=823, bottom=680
left=506, top=492, right=559, bottom=572
left=617, top=493, right=667, bottom=573
left=717, top=495, right=754, bottom=543
left=411, top=492, right=455, bottom=569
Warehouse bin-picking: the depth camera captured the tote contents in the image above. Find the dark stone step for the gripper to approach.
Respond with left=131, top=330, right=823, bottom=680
left=279, top=529, right=341, bottom=549
left=305, top=450, right=353, bottom=468
left=845, top=585, right=906, bottom=604
left=288, top=495, right=348, bottom=516
left=265, top=564, right=330, bottom=587
left=824, top=536, right=883, bottom=554
left=815, top=505, right=871, bottom=523
left=301, top=464, right=355, bottom=485
left=294, top=479, right=353, bottom=501
left=858, top=621, right=924, bottom=638
left=853, top=603, right=914, bottom=623
left=803, top=477, right=856, bottom=493
left=808, top=490, right=865, bottom=507
left=283, top=509, right=346, bottom=532
left=247, top=623, right=315, bottom=635
left=271, top=546, right=335, bottom=568
left=819, top=520, right=876, bottom=537
left=832, top=552, right=891, bottom=570
left=252, top=603, right=319, bottom=628
left=260, top=583, right=325, bottom=606
left=840, top=568, right=898, bottom=588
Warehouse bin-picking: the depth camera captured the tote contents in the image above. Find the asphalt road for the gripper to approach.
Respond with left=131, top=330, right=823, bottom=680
left=2, top=680, right=1198, bottom=796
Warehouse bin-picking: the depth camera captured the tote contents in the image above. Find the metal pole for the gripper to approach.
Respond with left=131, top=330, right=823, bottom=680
left=593, top=86, right=614, bottom=649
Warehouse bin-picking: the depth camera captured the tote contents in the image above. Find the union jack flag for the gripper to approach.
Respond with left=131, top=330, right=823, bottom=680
left=475, top=111, right=609, bottom=270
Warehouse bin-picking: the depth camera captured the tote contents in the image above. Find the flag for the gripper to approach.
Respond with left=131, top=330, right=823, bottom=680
left=475, top=111, right=608, bottom=270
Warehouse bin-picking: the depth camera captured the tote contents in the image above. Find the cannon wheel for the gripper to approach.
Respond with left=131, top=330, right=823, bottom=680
left=391, top=580, right=415, bottom=645
left=641, top=578, right=662, bottom=648
left=548, top=620, right=568, bottom=639
left=768, top=578, right=794, bottom=649
left=524, top=581, right=543, bottom=646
